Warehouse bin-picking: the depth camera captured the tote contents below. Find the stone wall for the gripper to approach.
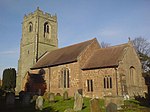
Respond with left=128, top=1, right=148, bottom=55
left=78, top=38, right=100, bottom=68
left=49, top=62, right=81, bottom=96
left=117, top=43, right=147, bottom=96
left=82, top=68, right=117, bottom=98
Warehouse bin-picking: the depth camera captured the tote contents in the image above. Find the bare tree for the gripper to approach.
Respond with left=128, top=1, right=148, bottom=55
left=132, top=37, right=150, bottom=56
left=132, top=37, right=150, bottom=74
left=101, top=41, right=111, bottom=48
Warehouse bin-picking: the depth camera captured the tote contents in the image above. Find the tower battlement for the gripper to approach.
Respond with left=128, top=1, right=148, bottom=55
left=24, top=7, right=57, bottom=21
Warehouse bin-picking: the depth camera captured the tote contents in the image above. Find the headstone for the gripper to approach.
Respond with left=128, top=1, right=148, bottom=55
left=64, top=108, right=74, bottom=112
left=63, top=91, right=68, bottom=100
left=38, top=89, right=41, bottom=95
left=56, top=93, right=61, bottom=96
left=104, top=96, right=124, bottom=110
left=78, top=89, right=83, bottom=95
left=43, top=92, right=49, bottom=102
left=73, top=91, right=83, bottom=111
left=6, top=92, right=15, bottom=105
left=19, top=91, right=25, bottom=102
left=49, top=93, right=55, bottom=102
left=0, top=89, right=4, bottom=96
left=35, top=96, right=43, bottom=110
left=106, top=102, right=117, bottom=112
left=22, top=92, right=31, bottom=106
left=90, top=98, right=101, bottom=112
left=30, top=95, right=38, bottom=103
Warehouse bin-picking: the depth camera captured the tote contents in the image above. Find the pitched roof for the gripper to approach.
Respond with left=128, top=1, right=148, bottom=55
left=82, top=43, right=129, bottom=70
left=31, top=38, right=96, bottom=69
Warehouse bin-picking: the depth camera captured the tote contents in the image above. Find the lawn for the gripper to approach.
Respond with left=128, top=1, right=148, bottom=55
left=42, top=96, right=150, bottom=112
left=1, top=95, right=150, bottom=112
left=118, top=99, right=150, bottom=112
left=42, top=96, right=105, bottom=112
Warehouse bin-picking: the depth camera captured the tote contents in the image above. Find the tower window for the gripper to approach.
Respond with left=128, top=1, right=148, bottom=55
left=29, top=22, right=33, bottom=32
left=44, top=22, right=49, bottom=34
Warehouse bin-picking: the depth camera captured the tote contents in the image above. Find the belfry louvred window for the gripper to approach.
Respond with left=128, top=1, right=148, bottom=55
left=44, top=22, right=49, bottom=33
left=29, top=22, right=33, bottom=32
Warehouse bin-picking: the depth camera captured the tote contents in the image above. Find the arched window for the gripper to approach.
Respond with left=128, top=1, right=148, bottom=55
left=60, top=68, right=70, bottom=88
left=29, top=22, right=33, bottom=32
left=104, top=76, right=112, bottom=89
left=130, top=66, right=136, bottom=85
left=44, top=22, right=49, bottom=34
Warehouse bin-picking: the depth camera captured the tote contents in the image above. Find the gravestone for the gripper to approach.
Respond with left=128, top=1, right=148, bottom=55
left=64, top=108, right=74, bottom=112
left=78, top=89, right=83, bottom=95
left=35, top=96, right=43, bottom=110
left=22, top=92, right=31, bottom=106
left=43, top=92, right=49, bottom=102
left=30, top=95, right=38, bottom=103
left=19, top=91, right=25, bottom=102
left=49, top=93, right=55, bottom=102
left=123, top=94, right=129, bottom=100
left=73, top=91, right=83, bottom=111
left=56, top=93, right=61, bottom=96
left=90, top=98, right=101, bottom=112
left=106, top=102, right=117, bottom=112
left=63, top=91, right=68, bottom=100
left=6, top=92, right=15, bottom=105
left=38, top=89, right=41, bottom=95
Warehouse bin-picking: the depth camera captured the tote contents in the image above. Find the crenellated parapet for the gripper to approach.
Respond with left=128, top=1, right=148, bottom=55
left=23, top=7, right=57, bottom=22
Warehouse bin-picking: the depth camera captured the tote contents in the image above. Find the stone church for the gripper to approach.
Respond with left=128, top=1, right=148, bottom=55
left=17, top=8, right=147, bottom=99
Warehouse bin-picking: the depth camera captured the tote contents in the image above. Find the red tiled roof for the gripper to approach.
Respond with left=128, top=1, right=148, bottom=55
left=31, top=38, right=97, bottom=69
left=82, top=43, right=128, bottom=70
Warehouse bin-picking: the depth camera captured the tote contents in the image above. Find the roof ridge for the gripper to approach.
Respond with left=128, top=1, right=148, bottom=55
left=108, top=43, right=128, bottom=48
left=59, top=38, right=96, bottom=49
left=96, top=43, right=128, bottom=51
left=82, top=42, right=129, bottom=70
left=31, top=38, right=97, bottom=69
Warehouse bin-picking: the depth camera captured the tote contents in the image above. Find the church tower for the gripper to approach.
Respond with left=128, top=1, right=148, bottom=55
left=17, top=8, right=58, bottom=92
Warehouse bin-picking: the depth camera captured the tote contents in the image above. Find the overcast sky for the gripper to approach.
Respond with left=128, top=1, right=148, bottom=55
left=0, top=0, right=150, bottom=78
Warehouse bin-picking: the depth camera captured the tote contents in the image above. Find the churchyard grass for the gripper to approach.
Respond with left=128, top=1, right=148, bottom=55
left=43, top=96, right=105, bottom=112
left=118, top=99, right=150, bottom=112
left=42, top=96, right=150, bottom=112
left=1, top=94, right=150, bottom=112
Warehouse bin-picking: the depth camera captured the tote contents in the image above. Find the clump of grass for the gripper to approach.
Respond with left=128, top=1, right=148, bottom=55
left=119, top=99, right=150, bottom=112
